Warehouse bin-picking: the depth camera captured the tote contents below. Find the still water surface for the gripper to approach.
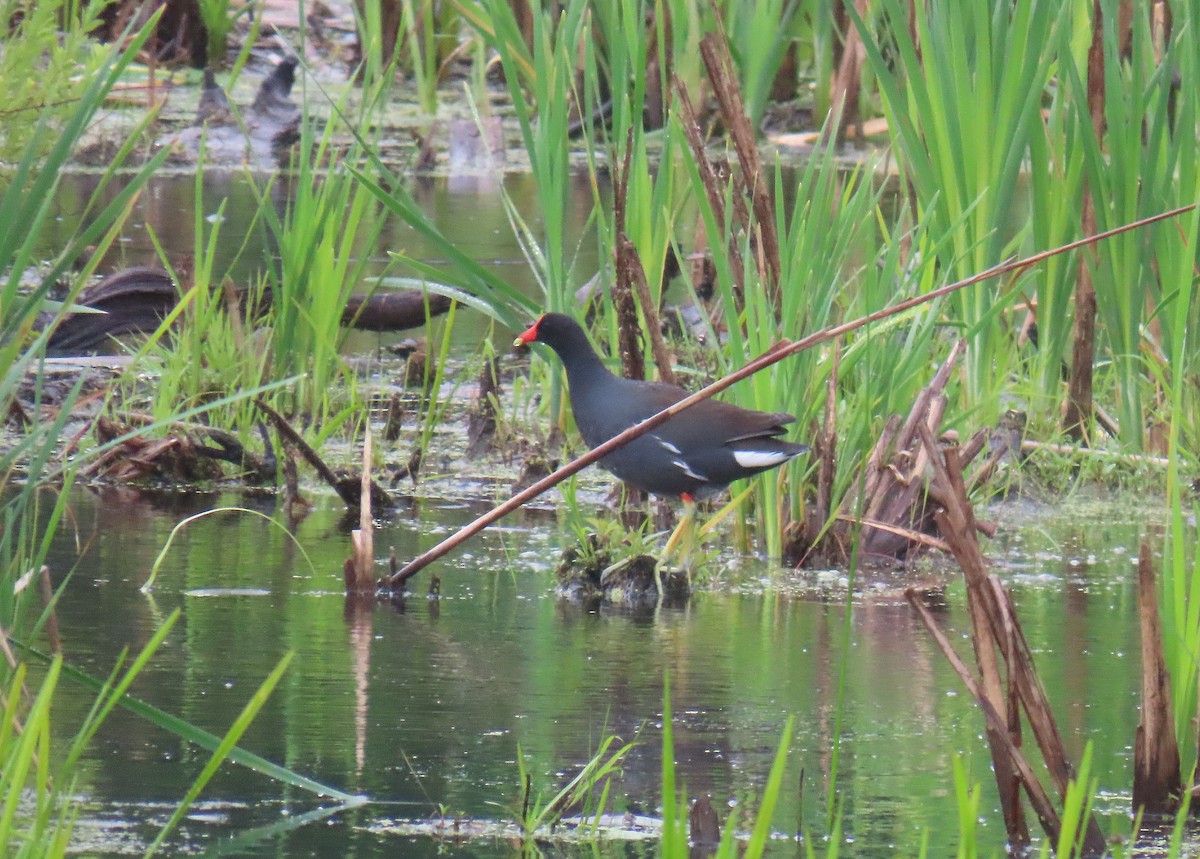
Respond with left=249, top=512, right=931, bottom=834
left=41, top=485, right=1153, bottom=856
left=34, top=172, right=1156, bottom=855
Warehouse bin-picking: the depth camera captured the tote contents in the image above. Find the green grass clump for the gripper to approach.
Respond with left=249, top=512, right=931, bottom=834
left=0, top=0, right=113, bottom=161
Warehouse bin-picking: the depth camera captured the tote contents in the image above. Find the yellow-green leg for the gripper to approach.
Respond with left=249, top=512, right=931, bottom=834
left=657, top=494, right=698, bottom=574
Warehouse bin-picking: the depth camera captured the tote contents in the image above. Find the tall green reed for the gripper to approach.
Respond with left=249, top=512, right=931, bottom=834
left=853, top=0, right=1069, bottom=413
left=476, top=0, right=590, bottom=316
left=1060, top=2, right=1199, bottom=450
left=1023, top=22, right=1086, bottom=418
left=584, top=0, right=689, bottom=386
left=257, top=141, right=385, bottom=421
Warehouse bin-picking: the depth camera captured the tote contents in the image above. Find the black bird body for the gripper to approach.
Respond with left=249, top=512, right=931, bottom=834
left=516, top=313, right=807, bottom=500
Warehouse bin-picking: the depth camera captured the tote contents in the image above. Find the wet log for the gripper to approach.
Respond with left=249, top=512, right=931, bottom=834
left=45, top=268, right=453, bottom=355
left=158, top=57, right=301, bottom=168
left=46, top=268, right=178, bottom=355
left=342, top=291, right=452, bottom=331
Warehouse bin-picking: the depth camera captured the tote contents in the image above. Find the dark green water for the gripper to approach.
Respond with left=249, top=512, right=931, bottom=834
left=30, top=173, right=1158, bottom=856
left=37, top=485, right=1155, bottom=857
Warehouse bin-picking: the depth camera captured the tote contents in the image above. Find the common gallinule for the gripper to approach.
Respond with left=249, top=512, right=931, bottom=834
left=514, top=312, right=808, bottom=507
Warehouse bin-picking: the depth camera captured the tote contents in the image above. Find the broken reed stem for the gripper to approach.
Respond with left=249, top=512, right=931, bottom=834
left=906, top=589, right=1063, bottom=842
left=1133, top=541, right=1183, bottom=814
left=255, top=398, right=345, bottom=495
left=349, top=428, right=375, bottom=592
left=921, top=429, right=1029, bottom=846
left=623, top=235, right=676, bottom=385
left=384, top=204, right=1194, bottom=587
left=917, top=429, right=1107, bottom=855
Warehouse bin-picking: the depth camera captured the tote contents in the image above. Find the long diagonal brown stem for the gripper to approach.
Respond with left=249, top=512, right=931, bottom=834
left=383, top=204, right=1195, bottom=588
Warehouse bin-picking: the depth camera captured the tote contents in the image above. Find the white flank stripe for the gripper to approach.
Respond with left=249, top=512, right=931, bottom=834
left=733, top=450, right=792, bottom=469
left=652, top=434, right=682, bottom=454
left=672, top=459, right=706, bottom=480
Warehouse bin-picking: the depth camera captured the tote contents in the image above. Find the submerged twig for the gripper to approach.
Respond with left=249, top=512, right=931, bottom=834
left=384, top=204, right=1194, bottom=586
left=255, top=398, right=393, bottom=509
left=37, top=566, right=61, bottom=656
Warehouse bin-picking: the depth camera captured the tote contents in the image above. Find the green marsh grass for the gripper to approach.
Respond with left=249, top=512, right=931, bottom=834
left=0, top=18, right=341, bottom=854
left=659, top=680, right=796, bottom=858
left=129, top=150, right=274, bottom=434
left=410, top=302, right=463, bottom=476
left=513, top=731, right=633, bottom=841
left=197, top=0, right=255, bottom=69
left=0, top=0, right=111, bottom=160
left=853, top=0, right=1068, bottom=413
left=258, top=143, right=384, bottom=421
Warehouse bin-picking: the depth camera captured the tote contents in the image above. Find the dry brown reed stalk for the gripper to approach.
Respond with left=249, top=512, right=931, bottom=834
left=611, top=136, right=646, bottom=382
left=672, top=79, right=746, bottom=297
left=830, top=0, right=870, bottom=142
left=698, top=24, right=780, bottom=290
left=612, top=132, right=674, bottom=383
left=1133, top=541, right=1183, bottom=814
left=622, top=235, right=676, bottom=383
left=37, top=566, right=61, bottom=656
left=383, top=205, right=1194, bottom=588
left=1064, top=2, right=1107, bottom=441
left=909, top=428, right=1107, bottom=855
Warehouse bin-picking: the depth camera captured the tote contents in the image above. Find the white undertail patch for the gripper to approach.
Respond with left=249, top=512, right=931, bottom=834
left=732, top=450, right=794, bottom=469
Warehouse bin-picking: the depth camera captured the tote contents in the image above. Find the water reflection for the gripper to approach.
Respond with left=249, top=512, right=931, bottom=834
left=35, top=485, right=1154, bottom=856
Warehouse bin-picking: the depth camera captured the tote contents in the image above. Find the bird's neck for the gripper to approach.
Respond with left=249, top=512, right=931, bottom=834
left=553, top=333, right=615, bottom=393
